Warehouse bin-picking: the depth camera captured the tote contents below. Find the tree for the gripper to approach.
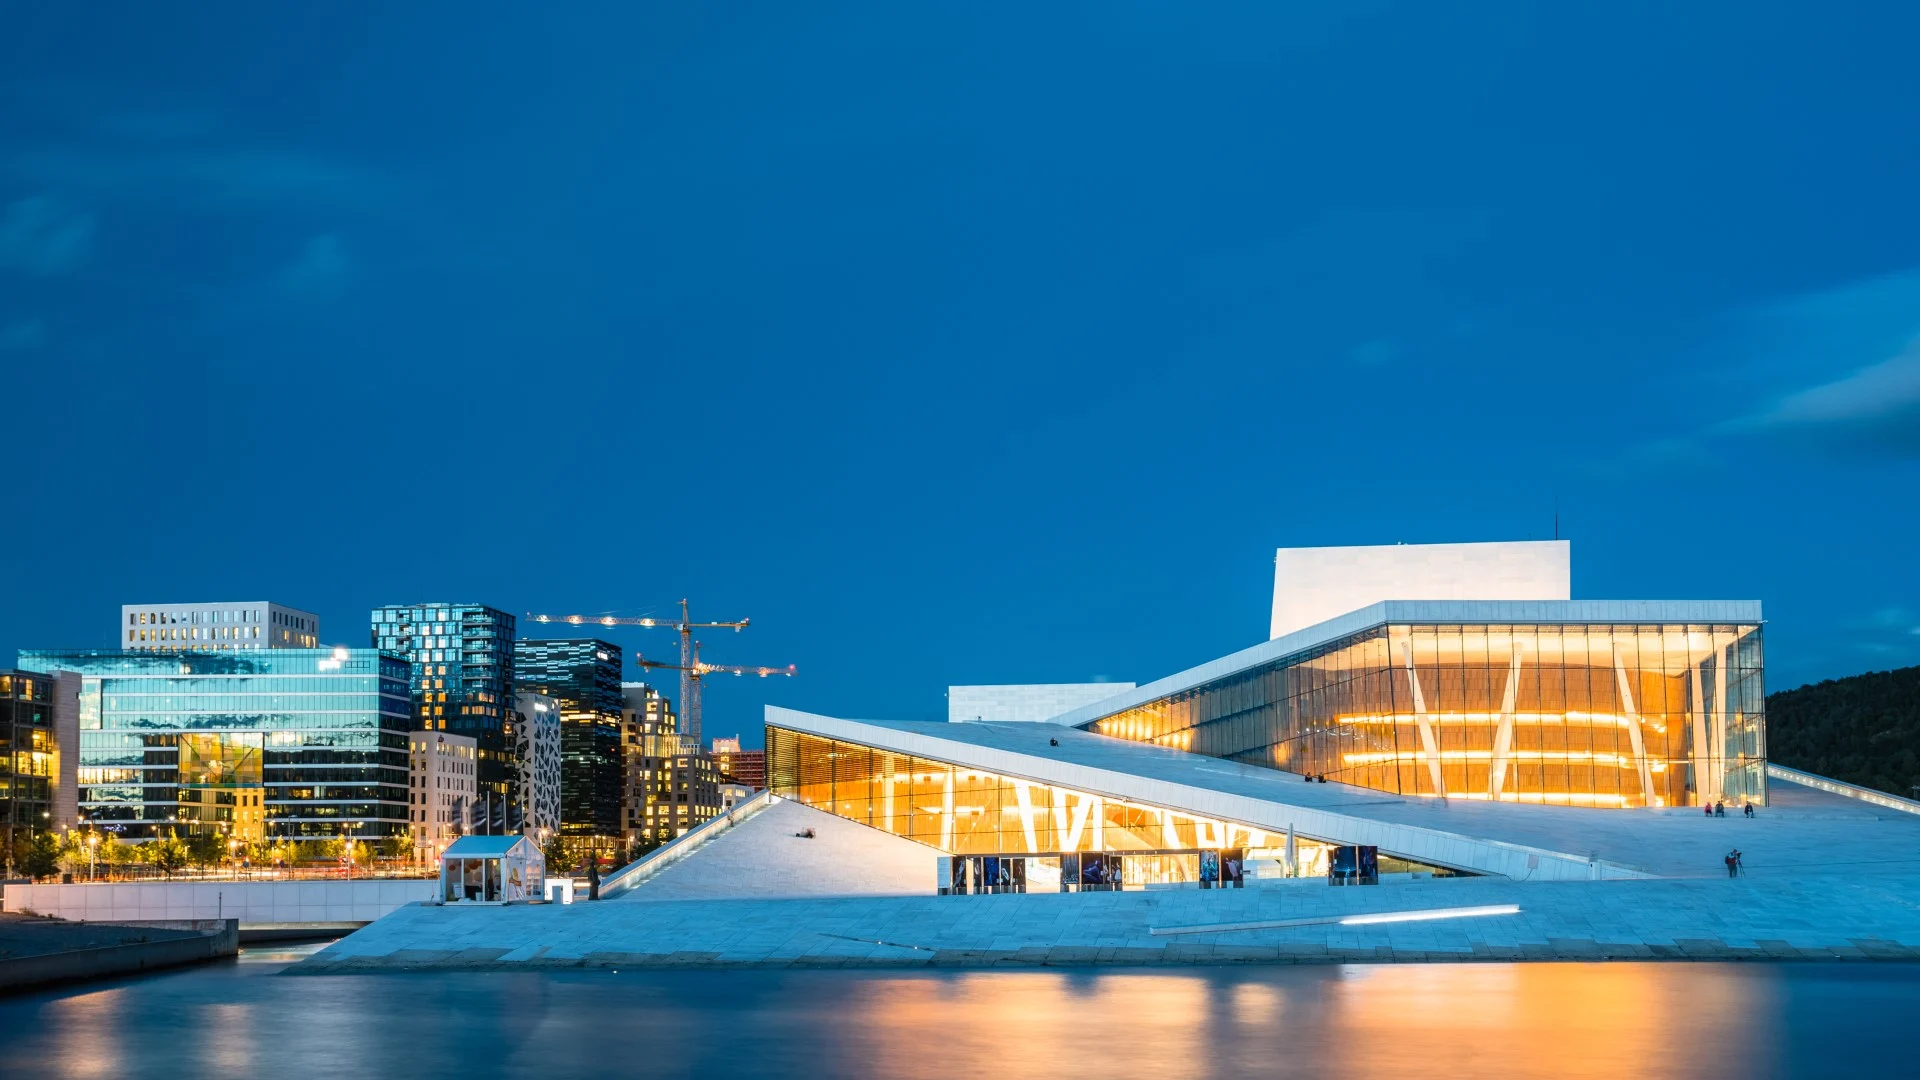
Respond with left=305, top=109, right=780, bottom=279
left=1770, top=665, right=1920, bottom=798
left=378, top=832, right=411, bottom=861
left=541, top=834, right=577, bottom=874
left=89, top=831, right=126, bottom=875
left=16, top=832, right=62, bottom=879
left=186, top=830, right=227, bottom=869
left=149, top=834, right=189, bottom=875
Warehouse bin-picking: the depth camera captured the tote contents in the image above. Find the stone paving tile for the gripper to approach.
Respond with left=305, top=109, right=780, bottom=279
left=294, top=867, right=1920, bottom=974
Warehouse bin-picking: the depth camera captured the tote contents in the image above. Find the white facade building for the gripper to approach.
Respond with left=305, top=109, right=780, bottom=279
left=948, top=683, right=1136, bottom=723
left=1270, top=540, right=1569, bottom=639
left=409, top=730, right=477, bottom=863
left=512, top=691, right=562, bottom=838
left=121, top=601, right=320, bottom=651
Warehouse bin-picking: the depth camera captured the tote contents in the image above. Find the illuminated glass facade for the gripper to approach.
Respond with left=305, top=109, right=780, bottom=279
left=1084, top=622, right=1766, bottom=808
left=17, top=649, right=412, bottom=840
left=769, top=725, right=1282, bottom=857
left=371, top=602, right=516, bottom=798
left=1, top=671, right=57, bottom=850
left=514, top=638, right=623, bottom=837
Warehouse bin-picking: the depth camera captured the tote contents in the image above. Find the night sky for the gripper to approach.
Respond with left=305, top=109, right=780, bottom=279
left=5, top=4, right=1918, bottom=747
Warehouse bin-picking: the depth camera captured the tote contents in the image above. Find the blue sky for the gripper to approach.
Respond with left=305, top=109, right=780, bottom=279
left=4, top=3, right=1918, bottom=745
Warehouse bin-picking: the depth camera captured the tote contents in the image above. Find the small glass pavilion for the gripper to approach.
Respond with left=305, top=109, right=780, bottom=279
left=439, top=834, right=545, bottom=904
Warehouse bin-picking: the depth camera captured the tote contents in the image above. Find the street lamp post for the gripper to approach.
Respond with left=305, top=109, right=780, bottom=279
left=86, top=833, right=98, bottom=882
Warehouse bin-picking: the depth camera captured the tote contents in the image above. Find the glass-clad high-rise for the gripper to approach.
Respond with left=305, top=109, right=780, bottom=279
left=514, top=639, right=623, bottom=838
left=17, top=649, right=412, bottom=840
left=1074, top=611, right=1765, bottom=808
left=1, top=671, right=59, bottom=850
left=371, top=603, right=516, bottom=799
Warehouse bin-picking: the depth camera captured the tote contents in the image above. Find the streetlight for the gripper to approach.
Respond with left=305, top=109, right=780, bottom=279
left=86, top=833, right=98, bottom=882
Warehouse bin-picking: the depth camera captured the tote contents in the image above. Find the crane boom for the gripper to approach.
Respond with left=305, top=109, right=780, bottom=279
left=632, top=640, right=795, bottom=750
left=526, top=600, right=759, bottom=746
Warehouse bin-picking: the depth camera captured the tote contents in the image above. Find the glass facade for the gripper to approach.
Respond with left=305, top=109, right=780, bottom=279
left=370, top=603, right=516, bottom=798
left=17, top=649, right=412, bottom=840
left=769, top=725, right=1281, bottom=856
left=0, top=671, right=57, bottom=851
left=514, top=638, right=623, bottom=837
left=1084, top=622, right=1766, bottom=808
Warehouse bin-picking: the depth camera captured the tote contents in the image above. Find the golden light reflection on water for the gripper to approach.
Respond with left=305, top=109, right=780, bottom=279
left=1322, top=964, right=1778, bottom=1078
left=42, top=986, right=128, bottom=1080
left=836, top=963, right=1780, bottom=1079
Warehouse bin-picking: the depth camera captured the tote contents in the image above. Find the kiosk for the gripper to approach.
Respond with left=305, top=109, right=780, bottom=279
left=439, top=834, right=545, bottom=904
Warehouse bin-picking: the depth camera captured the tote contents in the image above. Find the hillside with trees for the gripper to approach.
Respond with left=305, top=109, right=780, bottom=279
left=1768, top=665, right=1920, bottom=799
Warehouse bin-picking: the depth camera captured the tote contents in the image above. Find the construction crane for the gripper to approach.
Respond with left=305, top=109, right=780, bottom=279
left=525, top=600, right=751, bottom=746
left=634, top=644, right=796, bottom=751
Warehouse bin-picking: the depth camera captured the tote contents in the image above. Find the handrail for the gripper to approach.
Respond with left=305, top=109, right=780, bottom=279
left=598, top=790, right=779, bottom=897
left=1768, top=763, right=1920, bottom=816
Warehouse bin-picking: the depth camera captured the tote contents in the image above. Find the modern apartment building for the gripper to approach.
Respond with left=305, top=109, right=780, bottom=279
left=514, top=639, right=623, bottom=839
left=619, top=682, right=675, bottom=841
left=122, top=601, right=318, bottom=651
left=510, top=691, right=562, bottom=838
left=710, top=735, right=766, bottom=791
left=634, top=737, right=721, bottom=843
left=370, top=603, right=517, bottom=800
left=17, top=648, right=411, bottom=840
left=409, top=730, right=478, bottom=863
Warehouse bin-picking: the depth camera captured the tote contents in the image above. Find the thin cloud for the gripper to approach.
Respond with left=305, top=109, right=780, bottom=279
left=8, top=146, right=394, bottom=211
left=280, top=233, right=352, bottom=294
left=1718, top=341, right=1920, bottom=458
left=0, top=196, right=95, bottom=274
left=0, top=318, right=47, bottom=352
left=1631, top=269, right=1920, bottom=465
left=1348, top=338, right=1399, bottom=367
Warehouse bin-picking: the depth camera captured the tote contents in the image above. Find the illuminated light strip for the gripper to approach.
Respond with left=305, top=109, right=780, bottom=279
left=1337, top=711, right=1638, bottom=728
left=1152, top=904, right=1522, bottom=937
left=1341, top=750, right=1644, bottom=766
left=1340, top=904, right=1522, bottom=926
left=1411, top=791, right=1633, bottom=807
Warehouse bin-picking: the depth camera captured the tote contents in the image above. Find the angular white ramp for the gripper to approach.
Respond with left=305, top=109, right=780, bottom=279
left=620, top=798, right=938, bottom=902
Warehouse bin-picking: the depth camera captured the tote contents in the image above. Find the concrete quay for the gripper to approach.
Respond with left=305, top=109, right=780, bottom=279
left=0, top=913, right=238, bottom=993
left=294, top=870, right=1920, bottom=974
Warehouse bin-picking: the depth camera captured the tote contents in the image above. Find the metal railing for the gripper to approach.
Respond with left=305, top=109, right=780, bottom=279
left=1768, top=762, right=1920, bottom=816
left=598, top=790, right=778, bottom=898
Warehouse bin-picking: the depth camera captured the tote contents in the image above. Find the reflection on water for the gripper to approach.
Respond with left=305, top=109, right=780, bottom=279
left=234, top=940, right=335, bottom=965
left=0, top=957, right=1912, bottom=1079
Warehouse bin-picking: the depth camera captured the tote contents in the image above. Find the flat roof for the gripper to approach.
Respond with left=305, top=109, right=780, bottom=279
left=1047, top=599, right=1764, bottom=729
left=443, top=835, right=533, bottom=857
left=767, top=704, right=1912, bottom=883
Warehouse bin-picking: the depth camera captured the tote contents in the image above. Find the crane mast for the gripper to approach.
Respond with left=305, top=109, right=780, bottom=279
left=527, top=599, right=779, bottom=747
left=633, top=644, right=796, bottom=752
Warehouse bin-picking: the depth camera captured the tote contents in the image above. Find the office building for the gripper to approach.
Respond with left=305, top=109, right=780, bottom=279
left=17, top=648, right=411, bottom=840
left=371, top=603, right=516, bottom=800
left=1, top=669, right=76, bottom=852
left=510, top=691, right=562, bottom=838
left=514, top=639, right=623, bottom=839
left=409, top=730, right=478, bottom=863
left=710, top=735, right=766, bottom=790
left=122, top=601, right=319, bottom=651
